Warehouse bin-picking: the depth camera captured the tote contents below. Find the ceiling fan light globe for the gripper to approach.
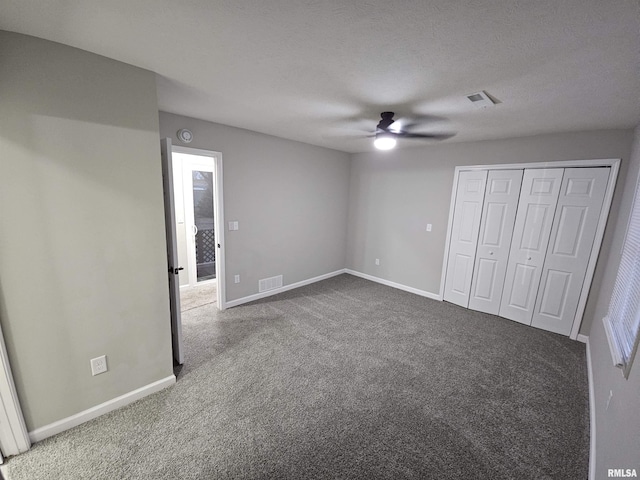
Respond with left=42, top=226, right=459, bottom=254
left=374, top=135, right=397, bottom=150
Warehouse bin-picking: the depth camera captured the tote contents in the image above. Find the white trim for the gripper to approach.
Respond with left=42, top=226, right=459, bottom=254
left=172, top=145, right=219, bottom=157
left=455, top=158, right=620, bottom=171
left=171, top=145, right=226, bottom=311
left=215, top=153, right=226, bottom=310
left=441, top=158, right=620, bottom=338
left=28, top=375, right=176, bottom=443
left=0, top=323, right=30, bottom=456
left=603, top=316, right=625, bottom=367
left=584, top=336, right=596, bottom=480
left=346, top=269, right=442, bottom=301
left=225, top=270, right=346, bottom=308
left=577, top=334, right=589, bottom=344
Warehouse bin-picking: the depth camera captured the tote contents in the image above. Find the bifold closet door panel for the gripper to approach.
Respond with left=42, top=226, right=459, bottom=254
left=531, top=167, right=610, bottom=335
left=499, top=168, right=564, bottom=325
left=468, top=170, right=524, bottom=315
left=443, top=170, right=488, bottom=307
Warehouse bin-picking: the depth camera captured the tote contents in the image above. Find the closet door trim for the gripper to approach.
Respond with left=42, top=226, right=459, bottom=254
left=439, top=158, right=620, bottom=340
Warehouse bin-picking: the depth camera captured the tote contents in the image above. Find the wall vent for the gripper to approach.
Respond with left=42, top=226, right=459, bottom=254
left=466, top=90, right=496, bottom=108
left=259, top=275, right=283, bottom=293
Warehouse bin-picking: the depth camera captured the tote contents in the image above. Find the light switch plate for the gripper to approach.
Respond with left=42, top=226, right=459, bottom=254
left=426, top=224, right=432, bottom=232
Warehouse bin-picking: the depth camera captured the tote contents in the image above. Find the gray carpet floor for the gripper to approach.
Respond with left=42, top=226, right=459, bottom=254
left=6, top=274, right=589, bottom=479
left=180, top=281, right=217, bottom=312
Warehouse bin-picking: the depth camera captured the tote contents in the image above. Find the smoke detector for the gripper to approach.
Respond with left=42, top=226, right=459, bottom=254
left=177, top=128, right=193, bottom=143
left=466, top=91, right=496, bottom=109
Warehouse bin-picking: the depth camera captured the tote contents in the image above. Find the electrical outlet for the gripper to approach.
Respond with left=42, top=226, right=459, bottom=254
left=234, top=274, right=240, bottom=284
left=90, top=355, right=108, bottom=376
left=375, top=258, right=380, bottom=266
left=426, top=224, right=432, bottom=232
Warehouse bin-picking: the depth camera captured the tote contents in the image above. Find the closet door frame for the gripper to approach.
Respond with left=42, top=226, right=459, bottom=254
left=440, top=158, right=620, bottom=340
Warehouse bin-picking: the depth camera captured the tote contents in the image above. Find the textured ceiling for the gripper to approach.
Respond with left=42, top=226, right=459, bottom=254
left=2, top=0, right=639, bottom=153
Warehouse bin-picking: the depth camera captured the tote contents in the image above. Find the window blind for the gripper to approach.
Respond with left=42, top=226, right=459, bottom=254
left=603, top=174, right=640, bottom=378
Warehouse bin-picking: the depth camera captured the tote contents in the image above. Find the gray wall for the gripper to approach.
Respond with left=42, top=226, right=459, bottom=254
left=347, top=130, right=634, bottom=334
left=585, top=126, right=640, bottom=477
left=0, top=32, right=174, bottom=430
left=159, top=113, right=351, bottom=302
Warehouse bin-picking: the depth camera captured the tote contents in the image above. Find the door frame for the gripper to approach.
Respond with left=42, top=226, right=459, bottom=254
left=172, top=145, right=226, bottom=310
left=440, top=158, right=620, bottom=340
left=0, top=323, right=30, bottom=456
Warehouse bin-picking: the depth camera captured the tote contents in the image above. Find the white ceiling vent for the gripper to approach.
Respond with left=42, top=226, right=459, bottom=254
left=466, top=91, right=496, bottom=108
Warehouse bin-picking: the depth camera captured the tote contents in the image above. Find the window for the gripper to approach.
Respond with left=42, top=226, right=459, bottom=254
left=603, top=173, right=640, bottom=378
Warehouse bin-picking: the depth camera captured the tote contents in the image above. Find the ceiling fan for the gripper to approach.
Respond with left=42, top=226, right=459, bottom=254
left=370, top=111, right=455, bottom=150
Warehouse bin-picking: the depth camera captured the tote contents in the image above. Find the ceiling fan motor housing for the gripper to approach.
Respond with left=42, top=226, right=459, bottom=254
left=377, top=112, right=396, bottom=130
left=373, top=111, right=455, bottom=143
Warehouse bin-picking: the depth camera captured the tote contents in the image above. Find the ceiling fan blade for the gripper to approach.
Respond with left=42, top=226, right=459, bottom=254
left=392, top=114, right=449, bottom=132
left=323, top=127, right=376, bottom=140
left=336, top=111, right=454, bottom=143
left=387, top=121, right=403, bottom=133
left=395, top=131, right=456, bottom=140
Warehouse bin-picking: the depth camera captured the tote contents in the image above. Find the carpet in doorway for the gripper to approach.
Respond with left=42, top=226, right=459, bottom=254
left=180, top=282, right=217, bottom=312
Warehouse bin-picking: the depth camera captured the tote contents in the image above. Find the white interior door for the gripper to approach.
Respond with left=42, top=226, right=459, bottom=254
left=160, top=138, right=184, bottom=364
left=469, top=169, right=523, bottom=315
left=499, top=168, right=564, bottom=325
left=531, top=167, right=610, bottom=334
left=443, top=170, right=488, bottom=307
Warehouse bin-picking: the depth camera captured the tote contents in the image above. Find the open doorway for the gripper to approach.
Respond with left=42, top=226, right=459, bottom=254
left=172, top=152, right=217, bottom=311
left=161, top=139, right=226, bottom=366
left=171, top=147, right=225, bottom=313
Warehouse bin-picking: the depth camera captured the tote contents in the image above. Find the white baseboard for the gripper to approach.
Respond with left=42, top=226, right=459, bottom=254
left=584, top=336, right=596, bottom=480
left=29, top=375, right=176, bottom=443
left=577, top=334, right=589, bottom=343
left=344, top=269, right=442, bottom=301
left=224, top=269, right=347, bottom=308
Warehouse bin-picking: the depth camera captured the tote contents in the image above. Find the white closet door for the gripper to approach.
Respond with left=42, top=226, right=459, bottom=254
left=499, top=169, right=564, bottom=324
left=443, top=170, right=488, bottom=307
left=531, top=167, right=609, bottom=335
left=469, top=170, right=523, bottom=315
